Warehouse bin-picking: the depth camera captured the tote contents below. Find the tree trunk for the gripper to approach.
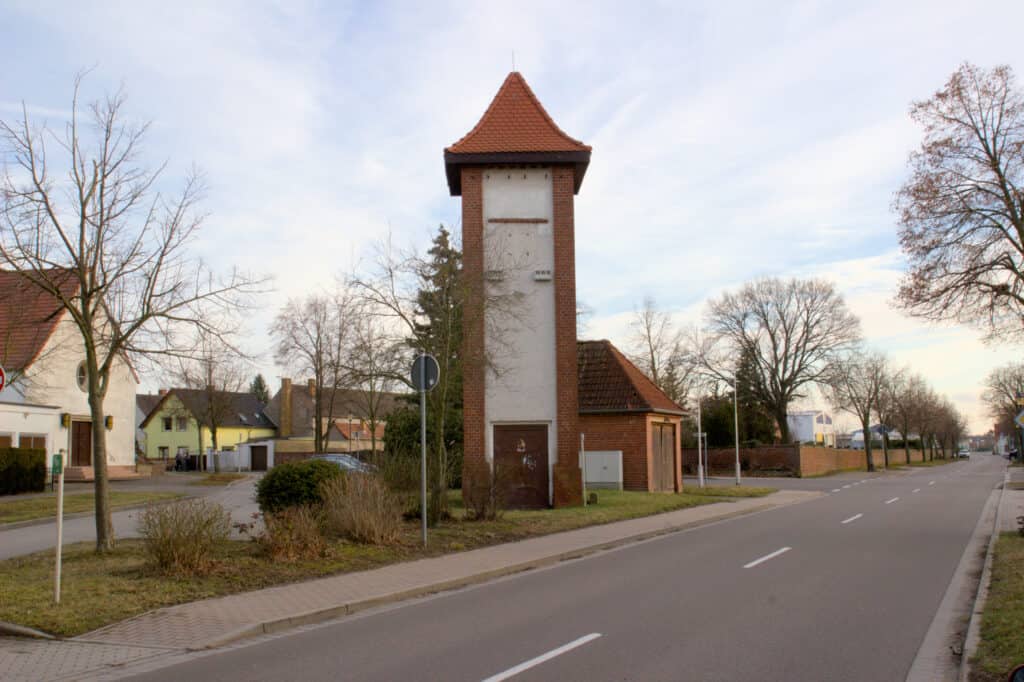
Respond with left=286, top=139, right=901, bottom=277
left=775, top=407, right=790, bottom=444
left=903, top=420, right=911, bottom=464
left=863, top=420, right=875, bottom=472
left=211, top=426, right=220, bottom=473
left=88, top=388, right=114, bottom=552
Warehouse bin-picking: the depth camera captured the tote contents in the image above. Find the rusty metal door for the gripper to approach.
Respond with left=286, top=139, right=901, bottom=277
left=652, top=423, right=675, bottom=491
left=72, top=421, right=92, bottom=467
left=250, top=446, right=268, bottom=471
left=493, top=424, right=549, bottom=509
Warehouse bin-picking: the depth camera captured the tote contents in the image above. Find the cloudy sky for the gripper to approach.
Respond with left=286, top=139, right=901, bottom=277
left=2, top=0, right=1022, bottom=432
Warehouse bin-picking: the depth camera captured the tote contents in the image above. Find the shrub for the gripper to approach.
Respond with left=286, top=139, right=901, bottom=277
left=0, top=448, right=46, bottom=495
left=463, top=463, right=510, bottom=521
left=256, top=459, right=342, bottom=513
left=321, top=474, right=401, bottom=545
left=138, top=499, right=231, bottom=575
left=256, top=505, right=326, bottom=561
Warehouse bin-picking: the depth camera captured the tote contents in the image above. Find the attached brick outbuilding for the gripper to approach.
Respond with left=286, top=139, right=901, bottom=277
left=578, top=340, right=685, bottom=492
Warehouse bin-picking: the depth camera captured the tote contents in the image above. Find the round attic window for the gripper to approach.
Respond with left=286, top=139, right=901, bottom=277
left=76, top=362, right=87, bottom=392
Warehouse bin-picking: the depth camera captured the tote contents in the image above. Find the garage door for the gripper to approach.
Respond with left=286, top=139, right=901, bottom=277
left=493, top=424, right=549, bottom=509
left=651, top=423, right=675, bottom=492
left=250, top=446, right=268, bottom=471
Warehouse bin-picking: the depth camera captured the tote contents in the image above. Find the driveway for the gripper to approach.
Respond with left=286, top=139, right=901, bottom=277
left=0, top=474, right=261, bottom=560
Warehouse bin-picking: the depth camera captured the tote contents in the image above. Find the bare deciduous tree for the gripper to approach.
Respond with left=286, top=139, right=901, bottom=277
left=895, top=63, right=1024, bottom=342
left=982, top=361, right=1024, bottom=452
left=628, top=296, right=694, bottom=405
left=271, top=290, right=354, bottom=453
left=704, top=277, right=861, bottom=442
left=0, top=77, right=263, bottom=551
left=827, top=349, right=888, bottom=471
left=344, top=311, right=404, bottom=454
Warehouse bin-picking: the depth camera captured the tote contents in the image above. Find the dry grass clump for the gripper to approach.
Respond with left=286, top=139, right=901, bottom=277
left=256, top=505, right=326, bottom=561
left=138, top=499, right=231, bottom=575
left=321, top=474, right=402, bottom=545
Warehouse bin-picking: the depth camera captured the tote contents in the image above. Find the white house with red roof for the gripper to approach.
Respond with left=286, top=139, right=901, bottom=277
left=0, top=270, right=138, bottom=479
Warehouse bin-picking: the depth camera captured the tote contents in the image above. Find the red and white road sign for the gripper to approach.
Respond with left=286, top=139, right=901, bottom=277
left=0, top=365, right=5, bottom=393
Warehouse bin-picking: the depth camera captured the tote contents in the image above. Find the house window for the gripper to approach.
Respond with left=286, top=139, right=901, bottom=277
left=0, top=434, right=12, bottom=448
left=76, top=362, right=87, bottom=392
left=176, top=417, right=188, bottom=432
left=176, top=446, right=188, bottom=456
left=158, top=446, right=169, bottom=460
left=19, top=434, right=46, bottom=450
left=162, top=417, right=173, bottom=432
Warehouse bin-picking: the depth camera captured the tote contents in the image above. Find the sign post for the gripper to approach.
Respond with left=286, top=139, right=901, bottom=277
left=53, top=449, right=65, bottom=604
left=411, top=353, right=439, bottom=547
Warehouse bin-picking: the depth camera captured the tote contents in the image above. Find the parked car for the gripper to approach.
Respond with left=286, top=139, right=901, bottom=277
left=311, top=453, right=375, bottom=474
left=956, top=447, right=970, bottom=459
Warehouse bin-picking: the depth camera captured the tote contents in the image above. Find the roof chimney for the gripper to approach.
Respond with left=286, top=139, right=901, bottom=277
left=307, top=378, right=316, bottom=398
left=280, top=378, right=292, bottom=439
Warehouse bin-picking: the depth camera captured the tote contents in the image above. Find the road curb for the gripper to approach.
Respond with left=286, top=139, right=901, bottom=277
left=192, top=494, right=813, bottom=651
left=958, top=469, right=1009, bottom=682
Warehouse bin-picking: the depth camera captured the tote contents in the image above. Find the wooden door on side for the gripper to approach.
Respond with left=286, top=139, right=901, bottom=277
left=651, top=422, right=675, bottom=492
left=250, top=446, right=268, bottom=471
left=493, top=424, right=549, bottom=509
left=72, top=421, right=92, bottom=467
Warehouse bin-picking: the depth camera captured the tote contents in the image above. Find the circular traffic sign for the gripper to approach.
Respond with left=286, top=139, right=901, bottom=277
left=0, top=365, right=6, bottom=393
left=410, top=354, right=439, bottom=392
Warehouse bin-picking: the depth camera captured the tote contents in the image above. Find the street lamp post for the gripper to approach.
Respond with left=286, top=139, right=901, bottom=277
left=733, top=373, right=741, bottom=486
left=696, top=393, right=705, bottom=488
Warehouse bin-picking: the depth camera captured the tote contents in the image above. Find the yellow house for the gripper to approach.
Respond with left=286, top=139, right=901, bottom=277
left=141, top=389, right=275, bottom=462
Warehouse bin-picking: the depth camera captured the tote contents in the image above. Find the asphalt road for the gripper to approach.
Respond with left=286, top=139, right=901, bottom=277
left=127, top=455, right=1005, bottom=682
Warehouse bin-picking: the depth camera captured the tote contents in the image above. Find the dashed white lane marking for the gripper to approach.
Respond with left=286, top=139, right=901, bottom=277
left=842, top=485, right=851, bottom=489
left=743, top=547, right=792, bottom=569
left=912, top=488, right=921, bottom=493
left=929, top=481, right=935, bottom=486
left=482, top=633, right=603, bottom=682
left=831, top=488, right=841, bottom=493
left=885, top=497, right=900, bottom=505
left=842, top=513, right=863, bottom=524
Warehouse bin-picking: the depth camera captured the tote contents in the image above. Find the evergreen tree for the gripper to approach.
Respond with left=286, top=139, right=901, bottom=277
left=250, top=373, right=270, bottom=404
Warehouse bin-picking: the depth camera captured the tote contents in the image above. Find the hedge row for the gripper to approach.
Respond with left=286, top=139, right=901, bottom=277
left=0, top=448, right=46, bottom=495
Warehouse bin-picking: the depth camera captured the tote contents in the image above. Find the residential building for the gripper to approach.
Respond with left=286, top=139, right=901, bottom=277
left=0, top=269, right=137, bottom=479
left=135, top=393, right=162, bottom=457
left=141, top=389, right=275, bottom=462
left=787, top=410, right=836, bottom=446
left=263, top=377, right=403, bottom=454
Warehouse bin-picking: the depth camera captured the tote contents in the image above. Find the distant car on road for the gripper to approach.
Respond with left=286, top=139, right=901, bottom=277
left=311, top=453, right=375, bottom=474
left=955, top=447, right=970, bottom=459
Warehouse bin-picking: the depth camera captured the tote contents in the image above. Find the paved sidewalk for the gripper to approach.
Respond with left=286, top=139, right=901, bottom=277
left=0, top=489, right=817, bottom=681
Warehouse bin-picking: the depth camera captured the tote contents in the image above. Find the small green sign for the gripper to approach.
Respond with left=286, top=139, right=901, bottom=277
left=52, top=453, right=63, bottom=476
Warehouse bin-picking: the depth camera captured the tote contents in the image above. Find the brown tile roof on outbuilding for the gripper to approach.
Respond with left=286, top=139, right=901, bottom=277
left=0, top=269, right=79, bottom=372
left=577, top=340, right=685, bottom=415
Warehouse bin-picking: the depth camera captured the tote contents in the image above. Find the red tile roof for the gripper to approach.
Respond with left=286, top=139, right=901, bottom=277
left=577, top=340, right=685, bottom=415
left=447, top=72, right=591, bottom=154
left=0, top=269, right=78, bottom=372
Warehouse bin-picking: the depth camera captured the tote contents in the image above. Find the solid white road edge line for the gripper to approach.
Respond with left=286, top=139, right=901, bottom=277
left=885, top=497, right=900, bottom=504
left=841, top=513, right=863, bottom=524
left=743, top=547, right=792, bottom=568
left=482, top=633, right=602, bottom=682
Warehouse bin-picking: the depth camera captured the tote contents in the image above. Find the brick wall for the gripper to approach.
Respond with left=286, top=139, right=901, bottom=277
left=460, top=168, right=487, bottom=501
left=682, top=445, right=800, bottom=476
left=580, top=413, right=650, bottom=491
left=551, top=166, right=582, bottom=507
left=800, top=445, right=926, bottom=475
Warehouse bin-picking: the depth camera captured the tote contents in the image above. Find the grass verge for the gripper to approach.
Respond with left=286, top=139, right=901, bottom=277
left=0, top=492, right=184, bottom=525
left=0, top=489, right=767, bottom=636
left=970, top=532, right=1024, bottom=682
left=192, top=473, right=248, bottom=486
left=678, top=485, right=774, bottom=497
left=906, top=458, right=956, bottom=468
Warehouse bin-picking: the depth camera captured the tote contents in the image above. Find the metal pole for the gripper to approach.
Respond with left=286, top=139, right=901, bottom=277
left=696, top=394, right=704, bottom=488
left=420, top=353, right=428, bottom=547
left=734, top=373, right=741, bottom=486
left=580, top=433, right=587, bottom=506
left=54, top=450, right=65, bottom=604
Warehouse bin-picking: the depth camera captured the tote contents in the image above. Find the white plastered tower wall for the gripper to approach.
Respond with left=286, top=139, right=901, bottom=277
left=482, top=168, right=559, bottom=482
